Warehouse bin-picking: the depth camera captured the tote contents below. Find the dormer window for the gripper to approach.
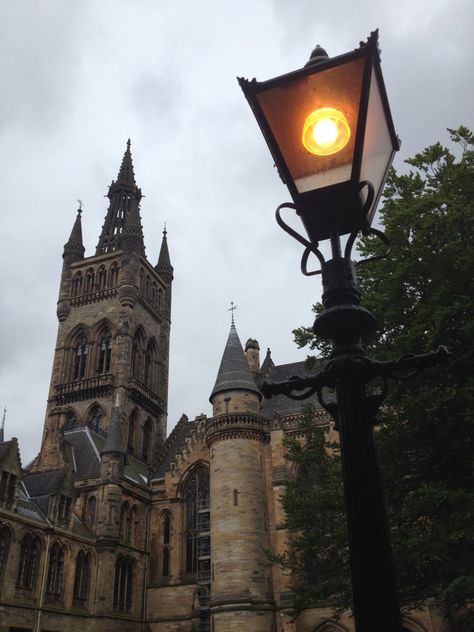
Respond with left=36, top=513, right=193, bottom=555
left=0, top=471, right=16, bottom=509
left=58, top=494, right=72, bottom=525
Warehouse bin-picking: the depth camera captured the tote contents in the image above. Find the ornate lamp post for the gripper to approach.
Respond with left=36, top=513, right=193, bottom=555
left=239, top=31, right=448, bottom=632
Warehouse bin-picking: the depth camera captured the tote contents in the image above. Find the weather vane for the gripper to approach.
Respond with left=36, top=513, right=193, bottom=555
left=77, top=199, right=83, bottom=214
left=228, top=301, right=238, bottom=325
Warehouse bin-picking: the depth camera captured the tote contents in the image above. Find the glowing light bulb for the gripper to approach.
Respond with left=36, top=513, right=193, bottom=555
left=302, top=107, right=351, bottom=156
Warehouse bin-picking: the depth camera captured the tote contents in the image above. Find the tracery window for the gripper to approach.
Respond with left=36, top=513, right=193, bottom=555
left=64, top=410, right=77, bottom=431
left=98, top=330, right=112, bottom=374
left=144, top=339, right=157, bottom=390
left=46, top=543, right=64, bottom=599
left=97, top=265, right=107, bottom=290
left=162, top=512, right=171, bottom=578
left=0, top=526, right=11, bottom=579
left=73, top=550, right=91, bottom=606
left=113, top=556, right=134, bottom=613
left=73, top=335, right=88, bottom=380
left=71, top=272, right=83, bottom=297
left=108, top=262, right=119, bottom=288
left=141, top=418, right=153, bottom=462
left=88, top=406, right=104, bottom=435
left=16, top=533, right=41, bottom=590
left=131, top=329, right=145, bottom=381
left=184, top=467, right=209, bottom=574
left=85, top=268, right=95, bottom=293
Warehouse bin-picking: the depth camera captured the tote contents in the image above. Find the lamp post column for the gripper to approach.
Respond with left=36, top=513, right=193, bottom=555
left=314, top=248, right=402, bottom=632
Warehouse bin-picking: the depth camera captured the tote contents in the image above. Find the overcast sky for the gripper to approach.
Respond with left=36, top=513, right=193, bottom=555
left=1, top=0, right=472, bottom=464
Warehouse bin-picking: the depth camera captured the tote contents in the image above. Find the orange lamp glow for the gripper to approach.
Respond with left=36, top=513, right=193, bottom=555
left=302, top=107, right=351, bottom=156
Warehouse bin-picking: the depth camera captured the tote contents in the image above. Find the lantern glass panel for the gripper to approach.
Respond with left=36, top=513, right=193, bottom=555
left=360, top=68, right=395, bottom=222
left=255, top=57, right=365, bottom=194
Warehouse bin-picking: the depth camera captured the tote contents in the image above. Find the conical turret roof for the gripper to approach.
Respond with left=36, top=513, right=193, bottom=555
left=63, top=207, right=85, bottom=260
left=155, top=227, right=173, bottom=280
left=210, top=324, right=261, bottom=401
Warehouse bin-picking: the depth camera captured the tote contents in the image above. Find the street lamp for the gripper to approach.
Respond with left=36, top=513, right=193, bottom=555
left=239, top=31, right=448, bottom=632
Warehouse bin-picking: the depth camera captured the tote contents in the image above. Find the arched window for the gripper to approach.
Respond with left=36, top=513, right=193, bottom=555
left=144, top=339, right=157, bottom=390
left=127, top=411, right=138, bottom=455
left=162, top=512, right=171, bottom=578
left=97, top=265, right=107, bottom=290
left=73, top=550, right=90, bottom=606
left=131, top=329, right=145, bottom=381
left=46, top=543, right=64, bottom=599
left=85, top=268, right=95, bottom=293
left=16, top=534, right=41, bottom=590
left=120, top=503, right=131, bottom=542
left=141, top=418, right=153, bottom=462
left=139, top=269, right=145, bottom=293
left=71, top=272, right=83, bottom=297
left=158, top=288, right=163, bottom=312
left=184, top=467, right=209, bottom=574
left=152, top=282, right=157, bottom=307
left=108, top=263, right=119, bottom=288
left=0, top=526, right=11, bottom=579
left=86, top=496, right=96, bottom=528
left=64, top=410, right=77, bottom=431
left=88, top=406, right=103, bottom=435
left=146, top=275, right=151, bottom=298
left=74, top=335, right=88, bottom=380
left=113, top=556, right=134, bottom=613
left=98, top=330, right=112, bottom=374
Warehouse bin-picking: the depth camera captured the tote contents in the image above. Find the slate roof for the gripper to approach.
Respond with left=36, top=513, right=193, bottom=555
left=210, top=324, right=260, bottom=400
left=152, top=415, right=196, bottom=479
left=16, top=485, right=49, bottom=524
left=64, top=427, right=102, bottom=478
left=260, top=360, right=325, bottom=418
left=23, top=469, right=65, bottom=497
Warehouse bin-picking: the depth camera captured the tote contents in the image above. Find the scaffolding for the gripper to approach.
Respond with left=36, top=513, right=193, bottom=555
left=195, top=496, right=211, bottom=632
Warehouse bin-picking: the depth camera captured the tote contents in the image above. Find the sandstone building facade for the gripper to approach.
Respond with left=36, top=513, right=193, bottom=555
left=0, top=144, right=468, bottom=632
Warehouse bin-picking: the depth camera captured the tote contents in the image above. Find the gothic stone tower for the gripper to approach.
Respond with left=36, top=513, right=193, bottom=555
left=33, top=140, right=173, bottom=473
left=206, top=323, right=273, bottom=632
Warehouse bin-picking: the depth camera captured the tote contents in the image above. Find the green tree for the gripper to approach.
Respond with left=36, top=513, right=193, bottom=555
left=269, top=406, right=349, bottom=616
left=284, top=127, right=474, bottom=616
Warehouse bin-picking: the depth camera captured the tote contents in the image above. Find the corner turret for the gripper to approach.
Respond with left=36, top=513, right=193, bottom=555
left=63, top=207, right=85, bottom=265
left=210, top=323, right=261, bottom=416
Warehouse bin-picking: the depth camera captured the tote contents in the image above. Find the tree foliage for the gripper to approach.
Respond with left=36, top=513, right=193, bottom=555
left=282, top=127, right=474, bottom=617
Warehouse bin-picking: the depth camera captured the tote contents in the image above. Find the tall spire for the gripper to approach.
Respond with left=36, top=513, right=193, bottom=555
left=210, top=322, right=261, bottom=402
left=63, top=206, right=85, bottom=263
left=155, top=225, right=173, bottom=281
left=116, top=139, right=136, bottom=186
left=95, top=140, right=145, bottom=256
